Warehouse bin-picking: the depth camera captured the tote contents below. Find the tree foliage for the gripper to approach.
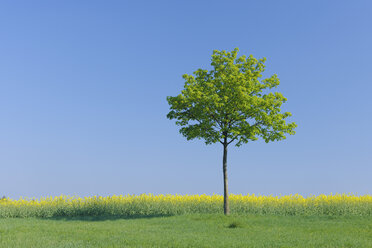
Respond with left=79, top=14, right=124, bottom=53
left=167, top=48, right=297, bottom=147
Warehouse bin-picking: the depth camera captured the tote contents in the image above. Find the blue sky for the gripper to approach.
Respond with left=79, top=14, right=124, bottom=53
left=1, top=1, right=371, bottom=198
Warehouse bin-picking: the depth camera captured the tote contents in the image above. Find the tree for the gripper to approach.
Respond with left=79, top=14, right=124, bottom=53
left=166, top=48, right=297, bottom=215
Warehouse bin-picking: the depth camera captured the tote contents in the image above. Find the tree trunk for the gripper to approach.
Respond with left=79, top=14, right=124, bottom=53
left=223, top=141, right=230, bottom=215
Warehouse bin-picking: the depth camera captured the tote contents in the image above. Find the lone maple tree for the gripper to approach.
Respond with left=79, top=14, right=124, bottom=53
left=166, top=48, right=297, bottom=215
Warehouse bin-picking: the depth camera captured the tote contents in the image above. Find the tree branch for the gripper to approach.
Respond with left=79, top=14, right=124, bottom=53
left=227, top=137, right=237, bottom=145
left=226, top=121, right=264, bottom=145
left=210, top=113, right=223, bottom=128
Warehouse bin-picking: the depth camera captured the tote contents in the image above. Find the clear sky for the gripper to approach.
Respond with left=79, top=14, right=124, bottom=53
left=1, top=1, right=371, bottom=198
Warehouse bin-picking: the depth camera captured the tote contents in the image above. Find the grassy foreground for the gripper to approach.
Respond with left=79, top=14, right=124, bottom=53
left=0, top=214, right=371, bottom=248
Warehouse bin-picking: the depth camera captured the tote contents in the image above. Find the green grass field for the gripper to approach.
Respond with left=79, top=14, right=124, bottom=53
left=1, top=214, right=371, bottom=248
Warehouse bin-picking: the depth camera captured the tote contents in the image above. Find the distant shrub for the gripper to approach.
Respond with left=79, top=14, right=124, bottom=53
left=227, top=221, right=244, bottom=228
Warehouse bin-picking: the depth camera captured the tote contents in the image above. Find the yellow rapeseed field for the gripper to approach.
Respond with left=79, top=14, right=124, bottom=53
left=1, top=194, right=371, bottom=218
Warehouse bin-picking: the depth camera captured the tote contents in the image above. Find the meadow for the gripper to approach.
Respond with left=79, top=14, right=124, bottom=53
left=1, top=194, right=371, bottom=247
left=1, top=214, right=372, bottom=247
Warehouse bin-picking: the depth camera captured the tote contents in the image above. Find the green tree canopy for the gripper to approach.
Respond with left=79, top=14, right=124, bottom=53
left=167, top=48, right=296, bottom=146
